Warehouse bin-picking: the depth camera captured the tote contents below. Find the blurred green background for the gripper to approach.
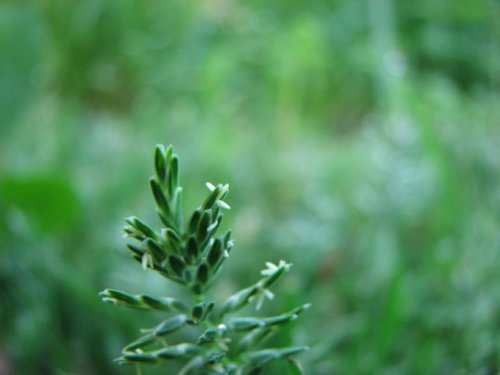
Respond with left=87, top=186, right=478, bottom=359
left=1, top=0, right=499, bottom=374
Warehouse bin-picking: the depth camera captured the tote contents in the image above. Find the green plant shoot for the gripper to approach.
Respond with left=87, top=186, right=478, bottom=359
left=100, top=145, right=309, bottom=374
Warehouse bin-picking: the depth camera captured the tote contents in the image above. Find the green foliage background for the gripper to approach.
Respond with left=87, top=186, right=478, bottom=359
left=1, top=0, right=499, bottom=374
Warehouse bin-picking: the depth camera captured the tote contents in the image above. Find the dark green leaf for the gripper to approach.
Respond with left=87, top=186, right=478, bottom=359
left=154, top=315, right=188, bottom=336
left=196, top=263, right=210, bottom=284
left=154, top=144, right=167, bottom=184
left=196, top=210, right=211, bottom=240
left=126, top=216, right=156, bottom=239
left=168, top=155, right=179, bottom=196
left=202, top=185, right=222, bottom=210
left=150, top=178, right=171, bottom=217
left=186, top=236, right=199, bottom=263
left=154, top=344, right=200, bottom=359
left=168, top=255, right=186, bottom=277
left=124, top=333, right=155, bottom=351
left=187, top=209, right=202, bottom=234
left=145, top=238, right=166, bottom=263
left=120, top=352, right=156, bottom=363
left=207, top=239, right=223, bottom=267
left=101, top=289, right=141, bottom=306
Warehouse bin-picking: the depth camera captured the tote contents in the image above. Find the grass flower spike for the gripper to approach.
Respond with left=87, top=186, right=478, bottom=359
left=100, top=144, right=309, bottom=374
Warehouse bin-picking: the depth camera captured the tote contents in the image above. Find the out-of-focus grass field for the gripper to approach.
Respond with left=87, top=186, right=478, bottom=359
left=1, top=1, right=499, bottom=374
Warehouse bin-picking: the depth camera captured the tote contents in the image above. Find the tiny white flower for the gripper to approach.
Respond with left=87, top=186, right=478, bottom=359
left=216, top=200, right=231, bottom=210
left=207, top=221, right=218, bottom=232
left=261, top=262, right=278, bottom=276
left=260, top=260, right=291, bottom=276
left=206, top=182, right=216, bottom=191
left=142, top=253, right=153, bottom=270
left=223, top=250, right=229, bottom=258
left=251, top=287, right=275, bottom=310
left=263, top=289, right=274, bottom=300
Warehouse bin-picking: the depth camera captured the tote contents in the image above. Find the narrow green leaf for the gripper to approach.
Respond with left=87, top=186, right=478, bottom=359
left=168, top=255, right=186, bottom=278
left=144, top=238, right=166, bottom=263
left=123, top=225, right=145, bottom=241
left=220, top=285, right=258, bottom=316
left=178, top=356, right=205, bottom=375
left=154, top=315, right=188, bottom=337
left=196, top=210, right=211, bottom=240
left=157, top=209, right=173, bottom=229
left=196, top=263, right=210, bottom=285
left=154, top=344, right=200, bottom=360
left=196, top=325, right=227, bottom=345
left=191, top=302, right=205, bottom=321
left=124, top=333, right=155, bottom=351
left=185, top=236, right=199, bottom=264
left=187, top=209, right=202, bottom=234
left=126, top=216, right=156, bottom=239
left=120, top=352, right=156, bottom=363
left=237, top=327, right=273, bottom=353
left=202, top=185, right=222, bottom=210
left=190, top=301, right=215, bottom=324
left=164, top=144, right=173, bottom=165
left=245, top=347, right=309, bottom=368
left=154, top=144, right=167, bottom=184
left=101, top=289, right=141, bottom=306
left=207, top=239, right=223, bottom=267
left=140, top=295, right=188, bottom=313
left=228, top=317, right=264, bottom=331
left=150, top=178, right=172, bottom=217
left=222, top=230, right=232, bottom=247
left=126, top=244, right=144, bottom=257
left=207, top=214, right=222, bottom=234
left=203, top=301, right=215, bottom=320
left=262, top=264, right=289, bottom=289
left=164, top=228, right=181, bottom=253
left=173, top=186, right=183, bottom=229
left=168, top=155, right=179, bottom=196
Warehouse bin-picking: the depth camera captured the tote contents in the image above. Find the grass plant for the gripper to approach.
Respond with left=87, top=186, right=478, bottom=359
left=100, top=145, right=309, bottom=375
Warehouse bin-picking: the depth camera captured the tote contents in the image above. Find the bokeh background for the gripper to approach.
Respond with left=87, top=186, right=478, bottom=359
left=1, top=1, right=499, bottom=374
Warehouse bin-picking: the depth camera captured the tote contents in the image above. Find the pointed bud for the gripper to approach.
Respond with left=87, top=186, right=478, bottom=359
left=150, top=178, right=171, bottom=217
left=196, top=210, right=211, bottom=240
left=126, top=217, right=156, bottom=239
left=144, top=238, right=166, bottom=263
left=121, top=352, right=156, bottom=363
left=185, top=236, right=199, bottom=264
left=168, top=255, right=186, bottom=278
left=124, top=333, right=155, bottom=351
left=153, top=314, right=187, bottom=337
left=154, top=144, right=167, bottom=184
left=188, top=209, right=202, bottom=234
left=168, top=155, right=179, bottom=197
left=196, top=263, right=210, bottom=285
left=164, top=228, right=181, bottom=253
left=207, top=239, right=223, bottom=267
left=202, top=185, right=222, bottom=210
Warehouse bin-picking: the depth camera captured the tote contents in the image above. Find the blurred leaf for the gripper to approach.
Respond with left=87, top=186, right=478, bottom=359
left=0, top=174, right=80, bottom=235
left=286, top=358, right=306, bottom=375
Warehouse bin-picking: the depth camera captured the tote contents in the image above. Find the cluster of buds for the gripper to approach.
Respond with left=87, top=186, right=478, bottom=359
left=100, top=145, right=309, bottom=374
